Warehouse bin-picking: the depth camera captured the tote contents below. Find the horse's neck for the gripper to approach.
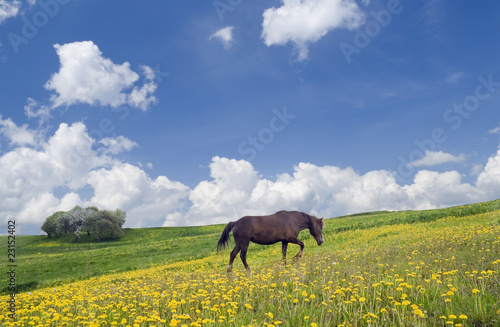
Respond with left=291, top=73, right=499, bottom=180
left=298, top=214, right=311, bottom=231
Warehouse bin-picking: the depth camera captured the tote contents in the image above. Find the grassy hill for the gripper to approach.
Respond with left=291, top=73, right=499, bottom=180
left=2, top=200, right=500, bottom=294
left=0, top=200, right=500, bottom=293
left=0, top=224, right=224, bottom=294
left=1, top=200, right=499, bottom=326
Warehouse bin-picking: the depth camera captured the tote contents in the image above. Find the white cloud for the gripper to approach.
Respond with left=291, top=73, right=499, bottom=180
left=404, top=170, right=483, bottom=208
left=87, top=163, right=190, bottom=228
left=42, top=122, right=108, bottom=190
left=210, top=26, right=234, bottom=49
left=99, top=136, right=138, bottom=155
left=180, top=157, right=260, bottom=225
left=488, top=125, right=500, bottom=135
left=0, top=0, right=21, bottom=24
left=261, top=0, right=365, bottom=61
left=127, top=65, right=158, bottom=110
left=408, top=150, right=466, bottom=167
left=476, top=148, right=500, bottom=199
left=0, top=115, right=37, bottom=146
left=0, top=119, right=187, bottom=234
left=163, top=154, right=496, bottom=227
left=4, top=117, right=500, bottom=235
left=44, top=41, right=157, bottom=111
left=0, top=122, right=96, bottom=233
left=24, top=97, right=53, bottom=122
left=470, top=164, right=483, bottom=176
left=141, top=65, right=156, bottom=81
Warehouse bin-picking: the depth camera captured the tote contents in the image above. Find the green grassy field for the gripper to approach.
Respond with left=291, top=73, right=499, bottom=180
left=1, top=200, right=499, bottom=326
left=0, top=224, right=225, bottom=294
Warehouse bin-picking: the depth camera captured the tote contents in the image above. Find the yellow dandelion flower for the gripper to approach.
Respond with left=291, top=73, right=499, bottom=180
left=245, top=304, right=253, bottom=309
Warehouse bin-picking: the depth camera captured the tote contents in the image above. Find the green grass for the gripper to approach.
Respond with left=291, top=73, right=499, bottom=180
left=0, top=225, right=223, bottom=294
left=1, top=199, right=499, bottom=326
left=1, top=199, right=499, bottom=295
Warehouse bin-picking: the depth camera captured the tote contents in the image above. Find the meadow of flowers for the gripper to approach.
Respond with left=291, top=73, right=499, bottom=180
left=1, top=207, right=499, bottom=326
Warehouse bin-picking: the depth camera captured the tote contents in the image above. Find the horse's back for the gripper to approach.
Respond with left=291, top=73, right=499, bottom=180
left=232, top=211, right=302, bottom=245
left=235, top=211, right=296, bottom=229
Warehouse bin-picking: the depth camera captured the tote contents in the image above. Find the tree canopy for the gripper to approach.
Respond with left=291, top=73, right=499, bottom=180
left=41, top=211, right=64, bottom=239
left=41, top=206, right=126, bottom=242
left=84, top=210, right=124, bottom=242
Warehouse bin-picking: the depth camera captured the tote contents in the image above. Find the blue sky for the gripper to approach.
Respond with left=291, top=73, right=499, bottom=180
left=1, top=0, right=500, bottom=235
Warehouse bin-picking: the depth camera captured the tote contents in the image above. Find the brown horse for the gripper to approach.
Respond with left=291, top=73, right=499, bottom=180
left=217, top=210, right=325, bottom=272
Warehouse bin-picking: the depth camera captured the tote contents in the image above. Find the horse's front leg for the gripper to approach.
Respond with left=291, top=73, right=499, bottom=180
left=281, top=241, right=288, bottom=265
left=289, top=238, right=304, bottom=260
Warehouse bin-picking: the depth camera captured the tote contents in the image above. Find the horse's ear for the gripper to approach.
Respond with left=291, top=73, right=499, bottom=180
left=320, top=218, right=325, bottom=228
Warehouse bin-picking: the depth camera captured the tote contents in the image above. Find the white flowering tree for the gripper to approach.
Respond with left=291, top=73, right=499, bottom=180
left=64, top=206, right=94, bottom=242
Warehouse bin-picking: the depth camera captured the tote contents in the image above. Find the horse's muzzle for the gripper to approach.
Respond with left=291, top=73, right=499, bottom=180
left=317, top=238, right=324, bottom=245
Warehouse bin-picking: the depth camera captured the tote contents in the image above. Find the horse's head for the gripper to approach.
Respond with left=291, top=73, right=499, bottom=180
left=309, top=216, right=325, bottom=245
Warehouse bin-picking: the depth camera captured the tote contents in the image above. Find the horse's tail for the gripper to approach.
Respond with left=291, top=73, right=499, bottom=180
left=217, top=221, right=234, bottom=252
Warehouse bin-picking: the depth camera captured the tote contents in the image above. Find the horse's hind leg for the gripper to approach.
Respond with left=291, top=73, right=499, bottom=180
left=227, top=243, right=241, bottom=273
left=239, top=242, right=250, bottom=272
